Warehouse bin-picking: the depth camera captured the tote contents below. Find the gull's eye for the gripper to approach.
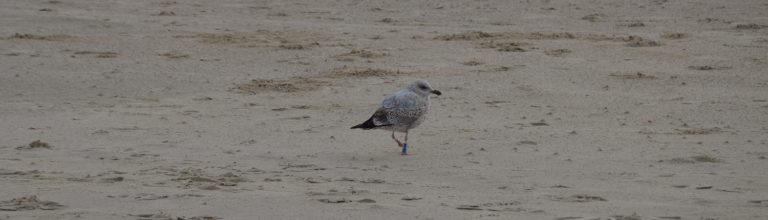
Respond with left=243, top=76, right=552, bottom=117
left=418, top=85, right=428, bottom=90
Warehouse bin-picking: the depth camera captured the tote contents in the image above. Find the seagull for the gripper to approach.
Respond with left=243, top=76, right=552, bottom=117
left=351, top=79, right=442, bottom=155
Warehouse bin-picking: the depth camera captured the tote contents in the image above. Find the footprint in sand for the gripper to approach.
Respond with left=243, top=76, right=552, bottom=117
left=0, top=195, right=64, bottom=211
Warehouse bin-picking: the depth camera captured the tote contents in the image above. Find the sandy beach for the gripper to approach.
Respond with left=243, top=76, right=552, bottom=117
left=1, top=0, right=767, bottom=219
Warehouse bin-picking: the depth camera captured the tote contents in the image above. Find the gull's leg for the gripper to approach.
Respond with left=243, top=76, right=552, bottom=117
left=401, top=129, right=409, bottom=155
left=391, top=129, right=403, bottom=147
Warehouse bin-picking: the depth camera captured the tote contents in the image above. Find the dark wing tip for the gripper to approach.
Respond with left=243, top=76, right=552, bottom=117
left=351, top=119, right=376, bottom=130
left=352, top=110, right=390, bottom=130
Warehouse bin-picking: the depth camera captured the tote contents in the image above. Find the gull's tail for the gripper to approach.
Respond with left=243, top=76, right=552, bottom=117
left=351, top=110, right=391, bottom=130
left=350, top=117, right=377, bottom=130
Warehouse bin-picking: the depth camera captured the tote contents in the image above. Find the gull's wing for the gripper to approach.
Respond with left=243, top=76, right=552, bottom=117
left=382, top=90, right=420, bottom=109
left=350, top=107, right=392, bottom=129
left=351, top=90, right=424, bottom=130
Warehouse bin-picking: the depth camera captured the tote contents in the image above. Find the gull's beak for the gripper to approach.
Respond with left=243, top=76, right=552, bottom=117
left=431, top=90, right=442, bottom=96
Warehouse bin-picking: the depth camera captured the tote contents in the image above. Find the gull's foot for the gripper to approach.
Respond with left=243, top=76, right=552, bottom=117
left=400, top=143, right=408, bottom=155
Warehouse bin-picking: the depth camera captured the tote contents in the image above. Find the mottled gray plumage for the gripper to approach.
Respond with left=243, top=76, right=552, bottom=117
left=373, top=86, right=431, bottom=132
left=351, top=80, right=441, bottom=155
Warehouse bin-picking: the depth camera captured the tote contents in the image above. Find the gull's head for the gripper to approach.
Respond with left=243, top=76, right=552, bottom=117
left=408, top=79, right=442, bottom=97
